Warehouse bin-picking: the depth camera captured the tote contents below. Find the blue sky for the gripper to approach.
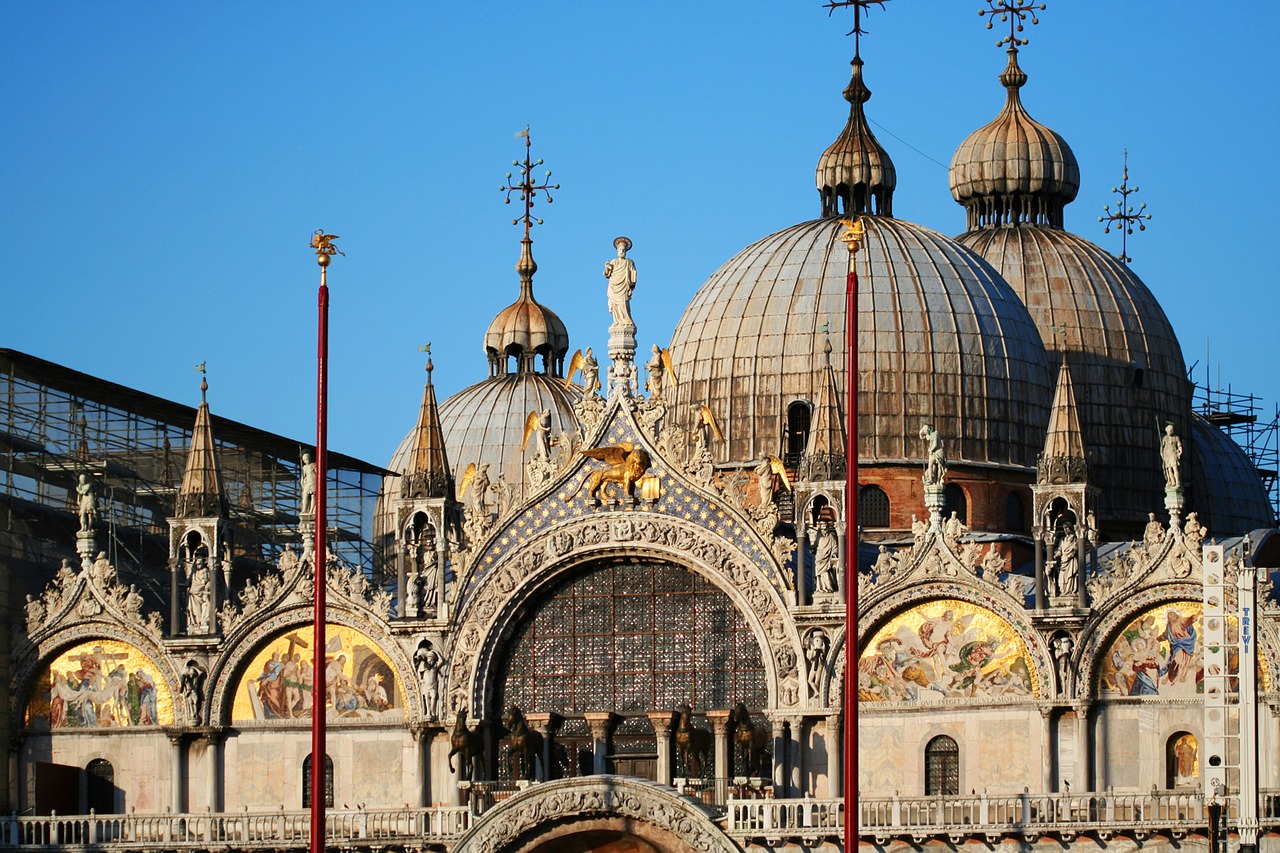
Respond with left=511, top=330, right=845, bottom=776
left=3, top=2, right=1277, bottom=467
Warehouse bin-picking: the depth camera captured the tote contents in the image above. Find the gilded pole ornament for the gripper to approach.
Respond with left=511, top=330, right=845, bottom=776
left=979, top=0, right=1045, bottom=48
left=838, top=217, right=866, bottom=256
left=309, top=230, right=344, bottom=268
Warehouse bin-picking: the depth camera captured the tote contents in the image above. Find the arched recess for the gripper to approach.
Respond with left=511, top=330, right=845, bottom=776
left=17, top=628, right=180, bottom=731
left=452, top=517, right=798, bottom=725
left=1087, top=597, right=1225, bottom=700
left=452, top=775, right=735, bottom=853
left=857, top=589, right=1052, bottom=704
left=208, top=605, right=420, bottom=727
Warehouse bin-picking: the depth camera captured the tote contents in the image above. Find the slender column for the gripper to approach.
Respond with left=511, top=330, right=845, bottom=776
left=170, top=562, right=182, bottom=637
left=788, top=716, right=804, bottom=795
left=396, top=545, right=408, bottom=619
left=707, top=710, right=733, bottom=793
left=835, top=529, right=846, bottom=591
left=169, top=734, right=185, bottom=813
left=1034, top=529, right=1046, bottom=610
left=413, top=727, right=430, bottom=807
left=526, top=713, right=560, bottom=782
left=795, top=527, right=808, bottom=605
left=585, top=713, right=616, bottom=776
left=771, top=717, right=788, bottom=794
left=1039, top=708, right=1053, bottom=792
left=825, top=714, right=842, bottom=798
left=648, top=712, right=676, bottom=786
left=204, top=732, right=221, bottom=812
left=1074, top=703, right=1091, bottom=792
left=436, top=541, right=448, bottom=620
left=208, top=550, right=219, bottom=636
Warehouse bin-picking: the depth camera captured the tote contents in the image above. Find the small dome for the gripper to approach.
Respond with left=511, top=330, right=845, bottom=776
left=387, top=373, right=579, bottom=501
left=669, top=217, right=1052, bottom=470
left=816, top=56, right=896, bottom=218
left=484, top=238, right=570, bottom=376
left=949, top=48, right=1079, bottom=230
left=1188, top=413, right=1275, bottom=533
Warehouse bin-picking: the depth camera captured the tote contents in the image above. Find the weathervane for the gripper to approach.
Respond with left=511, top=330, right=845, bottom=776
left=1098, top=149, right=1151, bottom=265
left=979, top=1, right=1045, bottom=48
left=823, top=0, right=887, bottom=56
left=502, top=127, right=560, bottom=240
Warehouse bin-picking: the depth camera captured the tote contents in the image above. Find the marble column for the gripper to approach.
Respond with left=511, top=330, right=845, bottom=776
left=788, top=716, right=804, bottom=795
left=396, top=545, right=408, bottom=619
left=585, top=713, right=617, bottom=776
left=825, top=714, right=841, bottom=798
left=169, top=734, right=185, bottom=813
left=770, top=717, right=787, bottom=795
left=170, top=561, right=182, bottom=637
left=436, top=542, right=448, bottom=620
left=204, top=732, right=221, bottom=812
left=1074, top=703, right=1091, bottom=792
left=1076, top=533, right=1088, bottom=608
left=412, top=726, right=430, bottom=807
left=1034, top=530, right=1046, bottom=610
left=1039, top=708, right=1054, bottom=793
left=526, top=713, right=561, bottom=782
left=795, top=527, right=808, bottom=606
left=647, top=712, right=676, bottom=786
left=707, top=709, right=733, bottom=798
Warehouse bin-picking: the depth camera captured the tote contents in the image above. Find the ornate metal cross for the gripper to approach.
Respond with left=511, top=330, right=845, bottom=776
left=823, top=0, right=888, bottom=56
left=502, top=127, right=560, bottom=240
left=979, top=0, right=1046, bottom=48
left=1099, top=150, right=1151, bottom=265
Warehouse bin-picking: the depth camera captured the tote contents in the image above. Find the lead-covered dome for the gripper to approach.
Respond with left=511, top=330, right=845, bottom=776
left=951, top=47, right=1190, bottom=533
left=1188, top=413, right=1275, bottom=533
left=949, top=48, right=1079, bottom=230
left=669, top=216, right=1052, bottom=469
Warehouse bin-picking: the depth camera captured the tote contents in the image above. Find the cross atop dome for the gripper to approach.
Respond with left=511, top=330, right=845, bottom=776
left=502, top=127, right=560, bottom=243
left=979, top=0, right=1045, bottom=50
left=823, top=0, right=888, bottom=57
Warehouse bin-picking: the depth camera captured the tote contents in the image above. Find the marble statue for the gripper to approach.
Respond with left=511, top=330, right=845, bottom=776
left=919, top=423, right=947, bottom=487
left=1052, top=526, right=1079, bottom=597
left=812, top=522, right=839, bottom=593
left=187, top=557, right=211, bottom=633
left=24, top=594, right=45, bottom=631
left=603, top=236, right=636, bottom=327
left=300, top=451, right=317, bottom=515
left=581, top=348, right=601, bottom=396
left=75, top=473, right=97, bottom=531
left=1143, top=512, right=1164, bottom=548
left=180, top=659, right=205, bottom=724
left=804, top=628, right=830, bottom=698
left=414, top=641, right=445, bottom=719
left=1160, top=423, right=1183, bottom=490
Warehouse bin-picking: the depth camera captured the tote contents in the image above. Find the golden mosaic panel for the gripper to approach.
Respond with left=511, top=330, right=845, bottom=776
left=859, top=599, right=1037, bottom=701
left=26, top=639, right=174, bottom=729
left=232, top=624, right=404, bottom=722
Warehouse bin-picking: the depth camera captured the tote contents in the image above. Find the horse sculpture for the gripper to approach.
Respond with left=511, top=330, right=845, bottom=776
left=503, top=705, right=544, bottom=782
left=732, top=702, right=769, bottom=778
left=674, top=704, right=713, bottom=778
left=447, top=708, right=484, bottom=782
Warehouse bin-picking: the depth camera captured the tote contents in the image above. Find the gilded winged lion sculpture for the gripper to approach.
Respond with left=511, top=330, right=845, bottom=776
left=570, top=441, right=652, bottom=504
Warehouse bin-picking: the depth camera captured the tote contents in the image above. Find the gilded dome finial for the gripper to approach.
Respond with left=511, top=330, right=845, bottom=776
left=1098, top=149, right=1151, bottom=265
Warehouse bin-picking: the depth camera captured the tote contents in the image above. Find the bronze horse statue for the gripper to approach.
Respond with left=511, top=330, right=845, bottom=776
left=503, top=706, right=543, bottom=782
left=674, top=704, right=713, bottom=778
left=732, top=702, right=769, bottom=778
left=447, top=708, right=484, bottom=782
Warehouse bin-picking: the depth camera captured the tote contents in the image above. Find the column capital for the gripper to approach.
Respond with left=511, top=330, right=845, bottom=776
left=647, top=710, right=676, bottom=735
left=525, top=711, right=563, bottom=735
left=584, top=711, right=618, bottom=737
left=706, top=709, right=733, bottom=736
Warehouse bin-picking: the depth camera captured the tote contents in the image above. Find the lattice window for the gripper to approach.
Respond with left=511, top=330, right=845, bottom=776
left=302, top=754, right=334, bottom=808
left=859, top=485, right=890, bottom=528
left=924, top=735, right=959, bottom=796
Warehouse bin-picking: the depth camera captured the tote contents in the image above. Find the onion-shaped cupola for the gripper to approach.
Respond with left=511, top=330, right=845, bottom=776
left=816, top=55, right=896, bottom=218
left=949, top=47, right=1079, bottom=230
left=484, top=236, right=569, bottom=378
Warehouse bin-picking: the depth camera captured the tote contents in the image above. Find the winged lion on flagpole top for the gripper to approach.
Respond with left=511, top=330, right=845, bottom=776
left=569, top=442, right=652, bottom=505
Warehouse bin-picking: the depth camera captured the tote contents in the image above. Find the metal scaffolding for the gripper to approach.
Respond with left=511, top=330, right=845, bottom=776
left=1194, top=379, right=1280, bottom=524
left=0, top=350, right=391, bottom=606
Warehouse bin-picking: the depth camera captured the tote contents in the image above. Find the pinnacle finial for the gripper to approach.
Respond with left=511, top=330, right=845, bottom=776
left=195, top=361, right=208, bottom=402
left=979, top=1, right=1045, bottom=49
left=823, top=0, right=888, bottom=58
left=1098, top=149, right=1151, bottom=265
left=501, top=127, right=560, bottom=242
left=309, top=229, right=344, bottom=268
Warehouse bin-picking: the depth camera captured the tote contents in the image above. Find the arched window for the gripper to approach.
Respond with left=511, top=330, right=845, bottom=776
left=924, top=735, right=959, bottom=796
left=85, top=759, right=115, bottom=814
left=1005, top=491, right=1026, bottom=532
left=785, top=402, right=811, bottom=467
left=859, top=485, right=890, bottom=528
left=302, top=754, right=334, bottom=808
left=809, top=496, right=831, bottom=527
left=1167, top=732, right=1198, bottom=789
left=942, top=484, right=967, bottom=525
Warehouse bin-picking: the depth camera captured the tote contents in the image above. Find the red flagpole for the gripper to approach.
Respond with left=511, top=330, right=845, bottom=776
left=310, top=235, right=335, bottom=853
left=841, top=219, right=863, bottom=852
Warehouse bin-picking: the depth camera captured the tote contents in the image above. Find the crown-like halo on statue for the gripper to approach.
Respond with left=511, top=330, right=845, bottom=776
left=613, top=235, right=633, bottom=252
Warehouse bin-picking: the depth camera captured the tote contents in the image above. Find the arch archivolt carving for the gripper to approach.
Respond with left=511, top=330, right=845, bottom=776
left=13, top=621, right=181, bottom=727
left=207, top=602, right=419, bottom=727
left=449, top=513, right=798, bottom=719
left=452, top=775, right=735, bottom=853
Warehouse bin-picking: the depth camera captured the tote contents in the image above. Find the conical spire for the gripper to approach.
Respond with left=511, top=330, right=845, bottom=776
left=949, top=46, right=1079, bottom=230
left=403, top=358, right=453, bottom=500
left=802, top=338, right=848, bottom=479
left=1038, top=357, right=1087, bottom=484
left=816, top=55, right=896, bottom=218
left=176, top=376, right=228, bottom=517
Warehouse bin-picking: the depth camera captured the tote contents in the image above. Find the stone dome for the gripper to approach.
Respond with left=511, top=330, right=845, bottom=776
left=668, top=215, right=1053, bottom=470
left=1188, top=413, right=1275, bottom=534
left=949, top=48, right=1079, bottom=231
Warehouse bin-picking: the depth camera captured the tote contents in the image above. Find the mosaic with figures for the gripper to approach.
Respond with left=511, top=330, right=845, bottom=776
left=26, top=639, right=174, bottom=729
left=233, top=624, right=404, bottom=722
left=1098, top=602, right=1218, bottom=698
left=860, top=599, right=1037, bottom=701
